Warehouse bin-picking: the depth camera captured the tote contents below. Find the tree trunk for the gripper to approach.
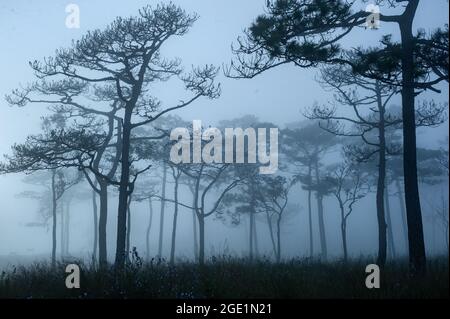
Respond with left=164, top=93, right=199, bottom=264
left=307, top=165, right=314, bottom=258
left=146, top=197, right=153, bottom=260
left=339, top=203, right=348, bottom=262
left=170, top=176, right=179, bottom=265
left=376, top=81, right=387, bottom=267
left=126, top=195, right=132, bottom=262
left=192, top=204, right=199, bottom=261
left=314, top=162, right=327, bottom=260
left=431, top=216, right=436, bottom=254
left=92, top=189, right=98, bottom=264
left=98, top=181, right=108, bottom=267
left=276, top=218, right=281, bottom=263
left=198, top=214, right=205, bottom=265
left=51, top=170, right=57, bottom=268
left=317, top=195, right=327, bottom=260
left=253, top=214, right=259, bottom=258
left=384, top=186, right=396, bottom=259
left=60, top=199, right=65, bottom=258
left=445, top=218, right=449, bottom=252
left=114, top=107, right=133, bottom=269
left=266, top=213, right=277, bottom=258
left=158, top=163, right=167, bottom=258
left=249, top=209, right=255, bottom=260
left=399, top=0, right=426, bottom=276
left=395, top=178, right=409, bottom=253
left=65, top=200, right=70, bottom=256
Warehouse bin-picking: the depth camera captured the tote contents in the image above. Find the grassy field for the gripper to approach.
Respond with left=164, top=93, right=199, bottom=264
left=0, top=256, right=448, bottom=298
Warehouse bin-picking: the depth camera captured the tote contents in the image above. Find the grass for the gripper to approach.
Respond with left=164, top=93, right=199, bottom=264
left=0, top=256, right=448, bottom=299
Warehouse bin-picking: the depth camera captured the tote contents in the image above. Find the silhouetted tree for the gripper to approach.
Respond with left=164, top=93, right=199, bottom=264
left=256, top=175, right=294, bottom=262
left=324, top=159, right=369, bottom=262
left=50, top=169, right=80, bottom=267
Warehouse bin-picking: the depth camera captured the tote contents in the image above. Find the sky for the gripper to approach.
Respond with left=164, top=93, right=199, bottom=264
left=0, top=0, right=448, bottom=262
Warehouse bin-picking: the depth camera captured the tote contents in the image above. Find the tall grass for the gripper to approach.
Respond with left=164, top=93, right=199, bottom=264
left=0, top=256, right=448, bottom=298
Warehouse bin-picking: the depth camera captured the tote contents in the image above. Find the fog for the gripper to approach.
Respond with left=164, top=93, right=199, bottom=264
left=0, top=0, right=448, bottom=271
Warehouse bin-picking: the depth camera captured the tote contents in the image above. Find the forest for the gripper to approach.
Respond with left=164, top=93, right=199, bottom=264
left=0, top=0, right=448, bottom=299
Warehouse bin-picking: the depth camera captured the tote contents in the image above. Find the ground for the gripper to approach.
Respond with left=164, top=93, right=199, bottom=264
left=0, top=256, right=448, bottom=298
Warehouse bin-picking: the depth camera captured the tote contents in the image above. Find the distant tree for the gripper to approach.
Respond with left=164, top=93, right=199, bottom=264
left=437, top=137, right=449, bottom=176
left=386, top=156, right=409, bottom=252
left=132, top=175, right=159, bottom=261
left=324, top=159, right=369, bottom=262
left=256, top=175, right=294, bottom=262
left=1, top=115, right=85, bottom=267
left=49, top=169, right=80, bottom=267
left=217, top=116, right=275, bottom=261
left=168, top=163, right=182, bottom=265
left=16, top=172, right=54, bottom=230
left=155, top=162, right=168, bottom=259
left=185, top=178, right=200, bottom=261
left=416, top=148, right=449, bottom=185
left=282, top=122, right=336, bottom=258
left=427, top=191, right=449, bottom=252
left=158, top=162, right=243, bottom=265
left=219, top=164, right=261, bottom=260
left=60, top=190, right=72, bottom=258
